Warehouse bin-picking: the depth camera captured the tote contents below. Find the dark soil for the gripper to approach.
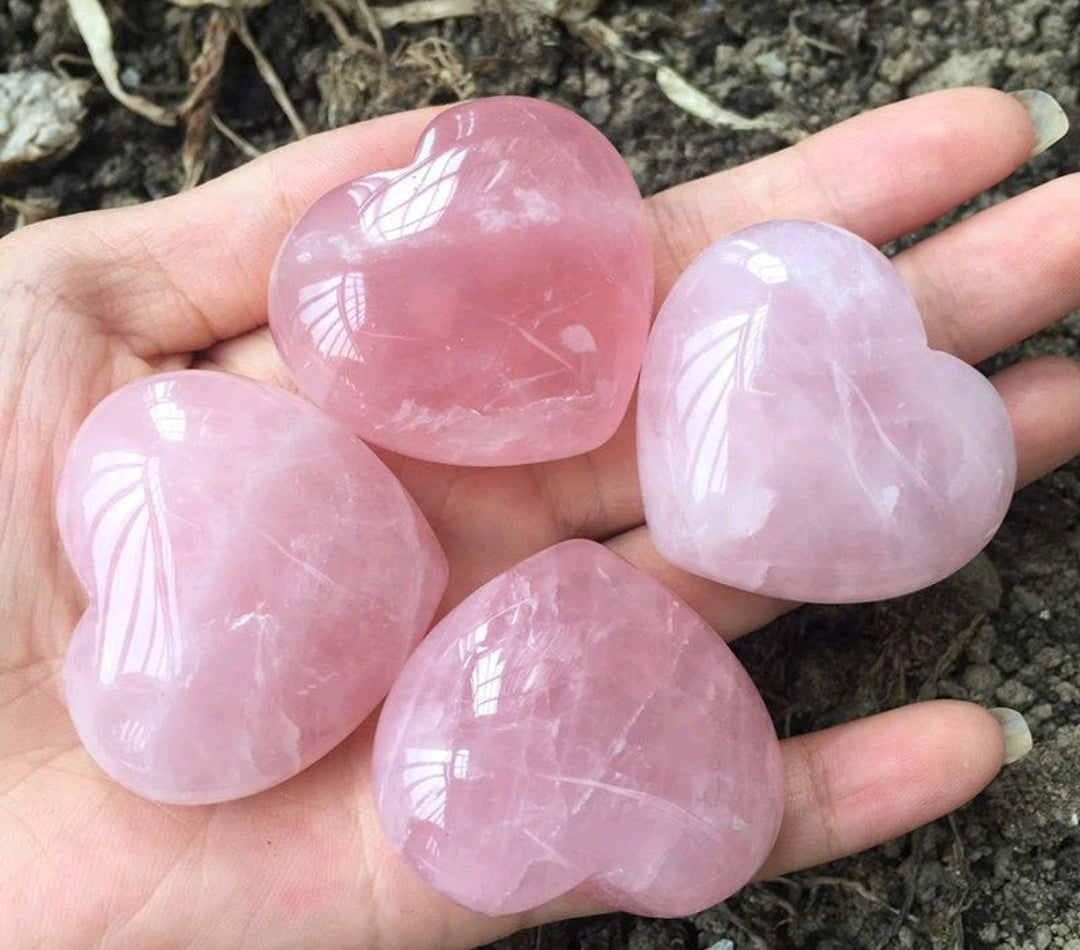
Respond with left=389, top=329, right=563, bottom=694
left=3, top=1, right=1080, bottom=948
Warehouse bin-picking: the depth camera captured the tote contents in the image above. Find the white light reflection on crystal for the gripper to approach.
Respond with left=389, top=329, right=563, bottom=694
left=297, top=273, right=366, bottom=360
left=559, top=323, right=598, bottom=355
left=412, top=108, right=478, bottom=164
left=670, top=239, right=784, bottom=507
left=359, top=147, right=469, bottom=243
left=146, top=380, right=188, bottom=442
left=674, top=305, right=765, bottom=506
left=112, top=717, right=152, bottom=764
left=470, top=648, right=507, bottom=717
left=82, top=449, right=183, bottom=686
left=734, top=240, right=788, bottom=285
left=402, top=747, right=454, bottom=827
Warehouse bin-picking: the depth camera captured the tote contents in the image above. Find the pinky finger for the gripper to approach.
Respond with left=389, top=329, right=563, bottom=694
left=756, top=700, right=1017, bottom=881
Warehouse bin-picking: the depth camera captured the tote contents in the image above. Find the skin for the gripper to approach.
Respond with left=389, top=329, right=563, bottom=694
left=1, top=87, right=1079, bottom=949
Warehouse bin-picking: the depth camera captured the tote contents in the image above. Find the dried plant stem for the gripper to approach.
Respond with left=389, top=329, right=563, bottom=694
left=66, top=0, right=176, bottom=125
left=211, top=114, right=264, bottom=159
left=228, top=10, right=309, bottom=138
left=371, top=0, right=481, bottom=28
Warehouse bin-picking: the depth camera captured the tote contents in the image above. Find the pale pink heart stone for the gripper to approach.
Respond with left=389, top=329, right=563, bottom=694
left=638, top=220, right=1016, bottom=603
left=373, top=539, right=784, bottom=917
left=268, top=96, right=653, bottom=466
left=58, top=371, right=448, bottom=805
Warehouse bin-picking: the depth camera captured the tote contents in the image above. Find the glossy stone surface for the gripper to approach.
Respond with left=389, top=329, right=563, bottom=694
left=269, top=96, right=653, bottom=466
left=638, top=220, right=1016, bottom=604
left=58, top=371, right=448, bottom=804
left=373, top=540, right=783, bottom=917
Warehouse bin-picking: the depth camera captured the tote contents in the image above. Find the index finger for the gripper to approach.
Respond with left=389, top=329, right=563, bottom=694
left=8, top=106, right=443, bottom=351
left=9, top=89, right=1037, bottom=358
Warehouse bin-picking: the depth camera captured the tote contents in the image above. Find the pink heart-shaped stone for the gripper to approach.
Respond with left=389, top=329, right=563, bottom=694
left=373, top=539, right=783, bottom=917
left=58, top=371, right=448, bottom=804
left=269, top=96, right=653, bottom=466
left=638, top=220, right=1016, bottom=603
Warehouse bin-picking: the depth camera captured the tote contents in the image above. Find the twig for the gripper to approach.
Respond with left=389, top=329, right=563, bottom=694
left=1, top=195, right=59, bottom=228
left=227, top=10, right=309, bottom=138
left=371, top=0, right=481, bottom=28
left=164, top=0, right=274, bottom=7
left=211, top=114, right=264, bottom=159
left=656, top=65, right=786, bottom=133
left=178, top=11, right=232, bottom=188
left=50, top=52, right=93, bottom=78
left=355, top=0, right=387, bottom=57
left=801, top=875, right=905, bottom=915
left=317, top=0, right=363, bottom=50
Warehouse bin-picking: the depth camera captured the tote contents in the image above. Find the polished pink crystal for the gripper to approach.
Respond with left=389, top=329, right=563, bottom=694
left=268, top=96, right=653, bottom=466
left=638, top=220, right=1016, bottom=603
left=373, top=539, right=783, bottom=917
left=58, top=371, right=448, bottom=804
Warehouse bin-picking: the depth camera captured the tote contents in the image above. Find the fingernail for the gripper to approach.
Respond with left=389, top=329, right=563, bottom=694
left=1009, top=89, right=1069, bottom=158
left=990, top=707, right=1033, bottom=764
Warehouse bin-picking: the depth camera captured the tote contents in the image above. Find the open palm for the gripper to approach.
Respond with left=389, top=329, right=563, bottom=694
left=2, top=89, right=1078, bottom=950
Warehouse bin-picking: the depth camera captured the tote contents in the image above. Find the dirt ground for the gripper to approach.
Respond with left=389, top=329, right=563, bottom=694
left=3, top=1, right=1079, bottom=948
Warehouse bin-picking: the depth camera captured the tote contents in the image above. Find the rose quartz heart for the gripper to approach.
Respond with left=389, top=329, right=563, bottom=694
left=58, top=371, right=448, bottom=804
left=638, top=220, right=1016, bottom=603
left=269, top=96, right=653, bottom=466
left=373, top=539, right=783, bottom=917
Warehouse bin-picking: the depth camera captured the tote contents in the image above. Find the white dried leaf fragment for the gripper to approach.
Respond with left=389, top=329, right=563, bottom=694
left=0, top=70, right=89, bottom=181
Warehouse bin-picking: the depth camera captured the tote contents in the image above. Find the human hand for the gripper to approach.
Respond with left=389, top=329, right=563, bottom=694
left=1, top=88, right=1076, bottom=950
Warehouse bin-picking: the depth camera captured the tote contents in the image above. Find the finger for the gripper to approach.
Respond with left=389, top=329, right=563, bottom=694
left=649, top=87, right=1038, bottom=305
left=523, top=700, right=1011, bottom=935
left=993, top=355, right=1080, bottom=487
left=897, top=172, right=1080, bottom=364
left=195, top=326, right=298, bottom=392
left=606, top=354, right=1080, bottom=634
left=606, top=528, right=792, bottom=641
left=14, top=107, right=443, bottom=354
left=755, top=701, right=1009, bottom=880
left=20, top=89, right=1036, bottom=360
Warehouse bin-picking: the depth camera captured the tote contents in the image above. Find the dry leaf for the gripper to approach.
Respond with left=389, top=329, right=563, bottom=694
left=0, top=70, right=89, bottom=183
left=179, top=12, right=232, bottom=188
left=370, top=0, right=600, bottom=27
left=164, top=0, right=274, bottom=7
left=1, top=194, right=60, bottom=227
left=655, top=67, right=803, bottom=142
left=66, top=0, right=176, bottom=126
left=371, top=0, right=481, bottom=28
left=655, top=66, right=775, bottom=132
left=535, top=0, right=603, bottom=20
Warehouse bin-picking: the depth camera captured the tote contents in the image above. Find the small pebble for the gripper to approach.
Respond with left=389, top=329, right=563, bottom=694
left=964, top=662, right=1003, bottom=694
left=996, top=679, right=1036, bottom=710
left=754, top=50, right=787, bottom=79
left=1028, top=703, right=1053, bottom=724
